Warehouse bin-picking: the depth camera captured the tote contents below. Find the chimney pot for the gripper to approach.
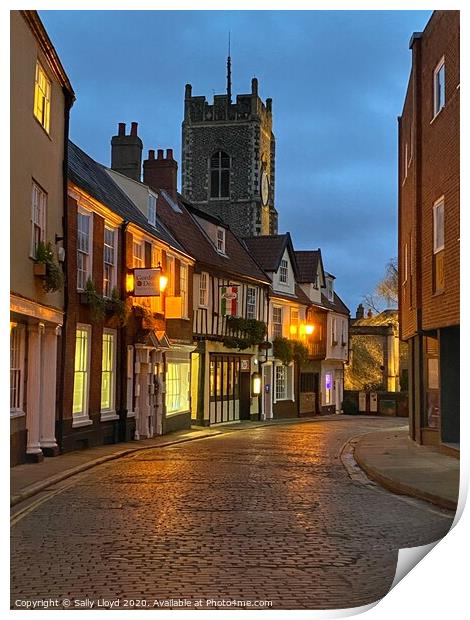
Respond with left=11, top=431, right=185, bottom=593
left=166, top=148, right=174, bottom=160
left=118, top=122, right=126, bottom=136
left=157, top=149, right=164, bottom=160
left=130, top=122, right=138, bottom=136
left=148, top=149, right=155, bottom=160
left=251, top=77, right=258, bottom=95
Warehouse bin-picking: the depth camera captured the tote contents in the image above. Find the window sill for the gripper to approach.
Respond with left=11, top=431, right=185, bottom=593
left=430, top=106, right=445, bottom=124
left=166, top=410, right=190, bottom=417
left=72, top=417, right=93, bottom=428
left=209, top=197, right=230, bottom=201
left=100, top=411, right=119, bottom=422
left=10, top=410, right=26, bottom=419
left=432, top=290, right=445, bottom=298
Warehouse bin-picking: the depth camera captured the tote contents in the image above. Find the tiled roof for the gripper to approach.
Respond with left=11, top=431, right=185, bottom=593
left=156, top=193, right=270, bottom=284
left=320, top=292, right=350, bottom=316
left=68, top=141, right=186, bottom=253
left=243, top=234, right=292, bottom=273
left=295, top=250, right=322, bottom=283
left=270, top=284, right=312, bottom=306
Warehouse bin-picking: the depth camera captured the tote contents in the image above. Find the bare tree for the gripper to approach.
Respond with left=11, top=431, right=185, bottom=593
left=363, top=258, right=398, bottom=313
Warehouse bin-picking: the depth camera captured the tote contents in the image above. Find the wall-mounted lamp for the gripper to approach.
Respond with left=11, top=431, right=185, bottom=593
left=156, top=262, right=168, bottom=293
left=305, top=324, right=315, bottom=336
left=251, top=371, right=262, bottom=396
left=125, top=272, right=135, bottom=293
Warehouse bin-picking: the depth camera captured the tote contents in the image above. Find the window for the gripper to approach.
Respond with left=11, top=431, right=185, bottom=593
left=10, top=324, right=25, bottom=414
left=199, top=272, right=208, bottom=307
left=433, top=58, right=445, bottom=117
left=216, top=227, right=226, bottom=253
left=326, top=279, right=334, bottom=302
left=103, top=227, right=116, bottom=298
left=275, top=365, right=287, bottom=400
left=77, top=211, right=92, bottom=290
left=133, top=240, right=144, bottom=268
left=210, top=151, right=230, bottom=198
left=279, top=259, right=288, bottom=283
left=325, top=373, right=333, bottom=405
left=433, top=198, right=445, bottom=253
left=148, top=192, right=157, bottom=226
left=166, top=361, right=190, bottom=414
left=272, top=306, right=283, bottom=339
left=72, top=325, right=91, bottom=421
left=166, top=255, right=175, bottom=295
left=31, top=181, right=46, bottom=258
left=341, top=320, right=347, bottom=346
left=33, top=61, right=51, bottom=133
left=290, top=308, right=299, bottom=337
left=180, top=263, right=188, bottom=318
left=247, top=287, right=257, bottom=319
left=101, top=330, right=116, bottom=415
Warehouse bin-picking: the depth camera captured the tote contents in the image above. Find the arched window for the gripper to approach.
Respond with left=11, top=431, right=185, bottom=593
left=210, top=151, right=230, bottom=198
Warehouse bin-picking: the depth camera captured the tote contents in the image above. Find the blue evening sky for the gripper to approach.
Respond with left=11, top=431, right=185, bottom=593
left=39, top=10, right=432, bottom=313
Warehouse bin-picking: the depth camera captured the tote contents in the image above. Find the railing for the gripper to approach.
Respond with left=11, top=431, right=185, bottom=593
left=307, top=341, right=326, bottom=359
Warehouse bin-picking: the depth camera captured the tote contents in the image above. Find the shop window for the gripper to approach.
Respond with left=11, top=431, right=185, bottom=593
left=166, top=361, right=190, bottom=414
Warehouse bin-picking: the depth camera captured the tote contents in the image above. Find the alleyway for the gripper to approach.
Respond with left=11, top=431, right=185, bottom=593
left=11, top=419, right=453, bottom=610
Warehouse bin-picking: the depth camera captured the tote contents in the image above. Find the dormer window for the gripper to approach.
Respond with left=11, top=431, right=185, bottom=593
left=210, top=151, right=230, bottom=198
left=279, top=259, right=288, bottom=283
left=216, top=227, right=226, bottom=254
left=148, top=192, right=157, bottom=226
left=327, top=279, right=334, bottom=302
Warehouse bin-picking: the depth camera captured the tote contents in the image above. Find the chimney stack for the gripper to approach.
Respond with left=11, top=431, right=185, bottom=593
left=143, top=147, right=178, bottom=196
left=111, top=121, right=143, bottom=182
left=356, top=304, right=365, bottom=320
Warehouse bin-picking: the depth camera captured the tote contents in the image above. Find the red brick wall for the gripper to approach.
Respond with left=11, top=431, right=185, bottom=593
left=398, top=11, right=460, bottom=340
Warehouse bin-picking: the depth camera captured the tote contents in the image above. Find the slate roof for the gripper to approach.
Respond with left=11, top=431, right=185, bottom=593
left=156, top=193, right=270, bottom=284
left=295, top=250, right=323, bottom=283
left=320, top=292, right=350, bottom=316
left=68, top=141, right=186, bottom=253
left=243, top=234, right=299, bottom=277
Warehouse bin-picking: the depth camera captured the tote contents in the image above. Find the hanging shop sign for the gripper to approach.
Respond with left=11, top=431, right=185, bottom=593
left=134, top=268, right=161, bottom=297
left=220, top=285, right=239, bottom=316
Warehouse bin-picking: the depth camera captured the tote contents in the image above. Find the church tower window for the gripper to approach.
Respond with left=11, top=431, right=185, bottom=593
left=210, top=151, right=230, bottom=199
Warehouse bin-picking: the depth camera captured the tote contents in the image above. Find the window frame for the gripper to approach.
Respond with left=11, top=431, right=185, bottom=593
left=103, top=226, right=117, bottom=298
left=166, top=360, right=191, bottom=415
left=272, top=306, right=283, bottom=339
left=10, top=323, right=26, bottom=417
left=279, top=259, right=289, bottom=284
left=30, top=180, right=47, bottom=259
left=216, top=227, right=226, bottom=254
left=210, top=151, right=230, bottom=199
left=180, top=263, right=188, bottom=318
left=33, top=61, right=51, bottom=134
left=100, top=328, right=117, bottom=420
left=274, top=363, right=294, bottom=402
left=246, top=287, right=257, bottom=320
left=77, top=208, right=93, bottom=291
left=433, top=197, right=445, bottom=254
left=132, top=239, right=144, bottom=268
left=72, top=323, right=92, bottom=427
left=433, top=57, right=446, bottom=119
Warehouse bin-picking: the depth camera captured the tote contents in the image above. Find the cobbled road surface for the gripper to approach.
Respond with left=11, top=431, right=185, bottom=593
left=11, top=418, right=454, bottom=610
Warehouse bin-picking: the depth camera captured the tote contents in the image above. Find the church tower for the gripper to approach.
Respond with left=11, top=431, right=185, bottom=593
left=181, top=60, right=278, bottom=237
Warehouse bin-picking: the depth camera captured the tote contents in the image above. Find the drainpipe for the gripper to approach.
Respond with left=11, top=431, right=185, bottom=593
left=57, top=89, right=74, bottom=453
left=119, top=220, right=130, bottom=442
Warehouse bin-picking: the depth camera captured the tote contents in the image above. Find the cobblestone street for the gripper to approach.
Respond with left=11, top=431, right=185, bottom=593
left=11, top=419, right=454, bottom=610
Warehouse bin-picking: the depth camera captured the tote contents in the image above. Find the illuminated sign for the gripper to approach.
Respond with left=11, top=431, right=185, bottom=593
left=134, top=269, right=161, bottom=297
left=325, top=373, right=332, bottom=390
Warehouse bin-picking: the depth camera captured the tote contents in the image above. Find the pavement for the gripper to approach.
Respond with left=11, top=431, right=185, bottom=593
left=11, top=416, right=459, bottom=512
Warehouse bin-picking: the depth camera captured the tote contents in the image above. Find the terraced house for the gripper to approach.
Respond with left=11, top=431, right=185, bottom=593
left=10, top=11, right=74, bottom=465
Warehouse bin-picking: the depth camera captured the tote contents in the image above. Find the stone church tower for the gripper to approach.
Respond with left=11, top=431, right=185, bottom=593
left=181, top=61, right=278, bottom=237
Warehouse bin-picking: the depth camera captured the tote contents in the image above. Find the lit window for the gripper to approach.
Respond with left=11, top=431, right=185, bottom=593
left=433, top=198, right=445, bottom=253
left=31, top=181, right=47, bottom=258
left=133, top=240, right=144, bottom=268
left=199, top=272, right=208, bottom=307
left=148, top=192, right=157, bottom=226
left=180, top=263, right=188, bottom=318
left=272, top=306, right=283, bottom=339
left=247, top=287, right=257, bottom=319
left=433, top=58, right=445, bottom=117
left=166, top=255, right=175, bottom=295
left=216, top=227, right=226, bottom=253
left=166, top=361, right=190, bottom=414
left=72, top=325, right=91, bottom=420
left=33, top=62, right=51, bottom=133
left=279, top=259, right=288, bottom=283
left=10, top=324, right=25, bottom=414
left=101, top=330, right=116, bottom=414
left=290, top=308, right=299, bottom=336
left=210, top=151, right=230, bottom=198
left=77, top=211, right=92, bottom=290
left=275, top=365, right=287, bottom=400
left=325, top=373, right=333, bottom=405
left=103, top=227, right=116, bottom=298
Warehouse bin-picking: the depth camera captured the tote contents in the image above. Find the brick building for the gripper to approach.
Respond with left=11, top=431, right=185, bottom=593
left=398, top=11, right=459, bottom=452
left=10, top=11, right=74, bottom=464
left=181, top=67, right=278, bottom=237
